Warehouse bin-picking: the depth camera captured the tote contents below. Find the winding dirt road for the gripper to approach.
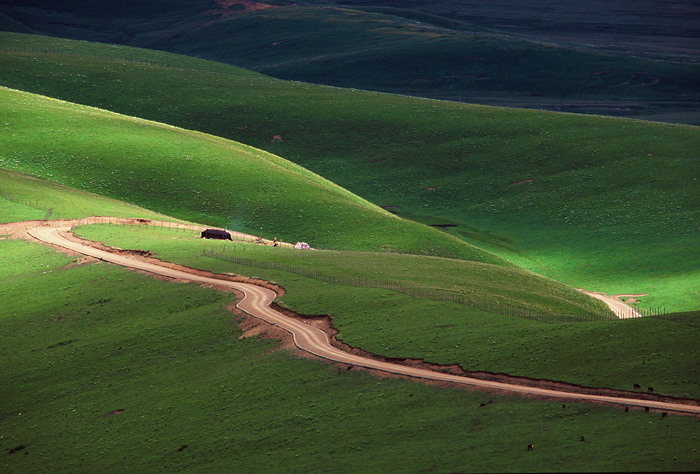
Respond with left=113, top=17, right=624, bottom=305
left=580, top=290, right=642, bottom=319
left=26, top=225, right=700, bottom=415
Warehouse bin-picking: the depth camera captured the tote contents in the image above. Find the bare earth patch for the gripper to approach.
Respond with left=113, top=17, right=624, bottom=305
left=211, top=1, right=278, bottom=18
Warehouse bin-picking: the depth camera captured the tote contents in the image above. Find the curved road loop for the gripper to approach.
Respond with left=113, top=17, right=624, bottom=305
left=28, top=225, right=699, bottom=415
left=580, top=290, right=642, bottom=319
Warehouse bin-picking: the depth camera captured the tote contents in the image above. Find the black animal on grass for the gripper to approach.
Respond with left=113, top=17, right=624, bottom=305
left=201, top=229, right=232, bottom=240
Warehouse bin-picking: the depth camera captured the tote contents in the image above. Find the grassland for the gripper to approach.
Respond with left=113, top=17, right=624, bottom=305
left=335, top=0, right=700, bottom=58
left=2, top=2, right=699, bottom=123
left=0, top=12, right=32, bottom=34
left=1, top=16, right=698, bottom=473
left=1, top=33, right=698, bottom=311
left=0, top=86, right=504, bottom=264
left=148, top=6, right=700, bottom=104
left=0, top=198, right=45, bottom=223
left=0, top=169, right=182, bottom=223
left=2, top=237, right=700, bottom=473
left=72, top=223, right=700, bottom=400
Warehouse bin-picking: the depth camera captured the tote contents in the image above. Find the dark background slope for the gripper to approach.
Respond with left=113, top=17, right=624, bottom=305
left=1, top=0, right=699, bottom=124
left=333, top=0, right=700, bottom=58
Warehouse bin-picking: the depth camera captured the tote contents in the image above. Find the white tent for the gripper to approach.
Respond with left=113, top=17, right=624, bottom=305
left=294, top=242, right=311, bottom=250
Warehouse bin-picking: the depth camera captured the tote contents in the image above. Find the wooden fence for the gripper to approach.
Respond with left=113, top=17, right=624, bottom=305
left=201, top=248, right=689, bottom=325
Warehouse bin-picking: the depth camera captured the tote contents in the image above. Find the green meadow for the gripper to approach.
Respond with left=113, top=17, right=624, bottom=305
left=3, top=2, right=699, bottom=123
left=0, top=198, right=45, bottom=224
left=2, top=237, right=700, bottom=474
left=0, top=169, right=179, bottom=223
left=152, top=6, right=700, bottom=105
left=0, top=86, right=502, bottom=264
left=1, top=33, right=698, bottom=310
left=73, top=223, right=700, bottom=400
left=0, top=35, right=697, bottom=468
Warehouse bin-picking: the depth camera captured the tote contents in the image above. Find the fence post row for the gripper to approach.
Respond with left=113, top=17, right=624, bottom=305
left=201, top=249, right=658, bottom=324
left=0, top=191, right=683, bottom=325
left=206, top=248, right=692, bottom=325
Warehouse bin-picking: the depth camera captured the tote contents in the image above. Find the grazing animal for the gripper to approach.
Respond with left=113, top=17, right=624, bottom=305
left=527, top=444, right=534, bottom=451
left=562, top=404, right=566, bottom=409
left=662, top=412, right=668, bottom=418
left=625, top=407, right=629, bottom=412
left=648, top=387, right=654, bottom=393
left=633, top=384, right=641, bottom=389
left=580, top=436, right=585, bottom=442
left=645, top=407, right=650, bottom=413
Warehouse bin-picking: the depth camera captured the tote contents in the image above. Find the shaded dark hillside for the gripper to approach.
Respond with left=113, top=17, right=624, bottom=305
left=0, top=12, right=33, bottom=34
left=1, top=1, right=699, bottom=124
left=0, top=0, right=218, bottom=43
left=335, top=0, right=700, bottom=58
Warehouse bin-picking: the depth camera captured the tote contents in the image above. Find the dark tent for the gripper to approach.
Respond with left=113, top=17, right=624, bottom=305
left=201, top=228, right=232, bottom=240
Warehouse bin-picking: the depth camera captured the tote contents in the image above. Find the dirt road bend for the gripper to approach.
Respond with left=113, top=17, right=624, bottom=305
left=27, top=226, right=700, bottom=415
left=580, top=290, right=642, bottom=319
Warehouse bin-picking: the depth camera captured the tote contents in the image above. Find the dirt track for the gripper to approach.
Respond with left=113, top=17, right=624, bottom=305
left=24, top=224, right=700, bottom=416
left=580, top=290, right=642, bottom=319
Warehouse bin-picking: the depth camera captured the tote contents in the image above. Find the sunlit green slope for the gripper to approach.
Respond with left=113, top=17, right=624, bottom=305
left=0, top=86, right=505, bottom=263
left=3, top=236, right=698, bottom=473
left=1, top=33, right=698, bottom=310
left=0, top=168, right=181, bottom=223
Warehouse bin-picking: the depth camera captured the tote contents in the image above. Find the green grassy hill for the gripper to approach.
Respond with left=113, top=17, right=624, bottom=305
left=139, top=6, right=700, bottom=107
left=3, top=235, right=699, bottom=473
left=73, top=222, right=700, bottom=400
left=333, top=0, right=700, bottom=59
left=0, top=169, right=182, bottom=223
left=6, top=167, right=696, bottom=400
left=1, top=99, right=698, bottom=472
left=0, top=86, right=504, bottom=264
left=1, top=173, right=698, bottom=470
left=1, top=33, right=697, bottom=311
left=2, top=3, right=699, bottom=123
left=0, top=12, right=32, bottom=34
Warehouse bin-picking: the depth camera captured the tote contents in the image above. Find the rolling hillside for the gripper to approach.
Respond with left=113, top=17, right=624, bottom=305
left=2, top=165, right=698, bottom=401
left=1, top=2, right=699, bottom=123
left=1, top=33, right=697, bottom=311
left=1, top=175, right=698, bottom=471
left=72, top=222, right=700, bottom=400
left=0, top=169, right=181, bottom=223
left=135, top=5, right=700, bottom=120
left=2, top=9, right=699, bottom=473
left=332, top=0, right=700, bottom=58
left=3, top=233, right=699, bottom=473
left=0, top=86, right=504, bottom=264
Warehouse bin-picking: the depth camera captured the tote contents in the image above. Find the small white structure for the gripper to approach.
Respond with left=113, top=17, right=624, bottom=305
left=294, top=242, right=311, bottom=250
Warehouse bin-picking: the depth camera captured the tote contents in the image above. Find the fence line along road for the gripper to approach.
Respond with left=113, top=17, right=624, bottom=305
left=202, top=249, right=681, bottom=325
left=25, top=224, right=700, bottom=416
